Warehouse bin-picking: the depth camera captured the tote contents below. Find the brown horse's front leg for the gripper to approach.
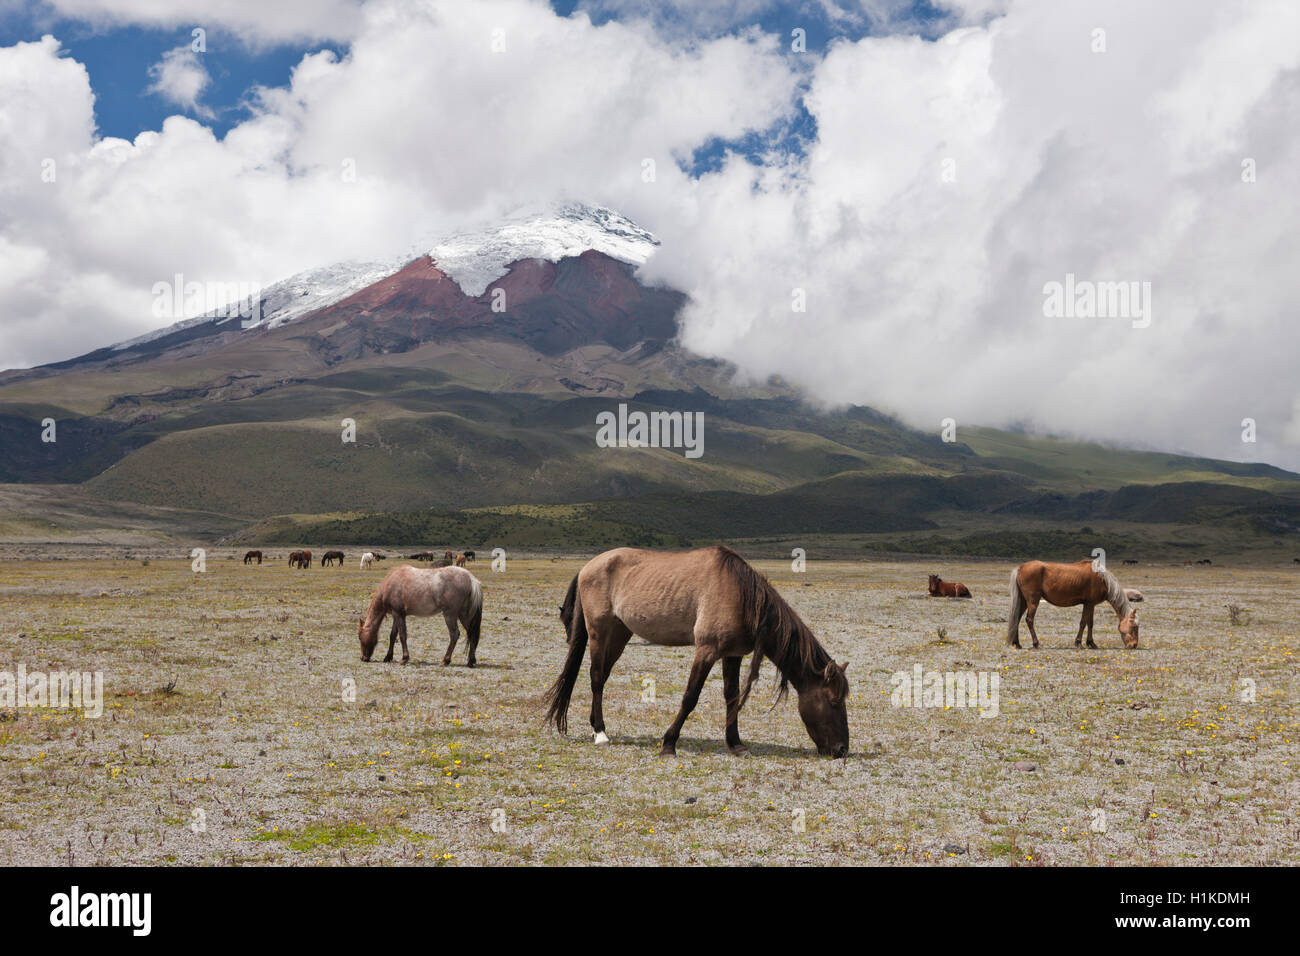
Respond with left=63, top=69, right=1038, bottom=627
left=441, top=610, right=459, bottom=666
left=661, top=647, right=717, bottom=757
left=1025, top=600, right=1041, bottom=649
left=722, top=656, right=747, bottom=754
left=384, top=614, right=402, bottom=663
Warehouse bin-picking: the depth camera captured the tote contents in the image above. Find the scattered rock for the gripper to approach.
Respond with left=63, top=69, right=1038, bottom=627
left=684, top=796, right=697, bottom=804
left=1014, top=760, right=1036, bottom=772
left=943, top=843, right=966, bottom=855
left=1115, top=758, right=1126, bottom=765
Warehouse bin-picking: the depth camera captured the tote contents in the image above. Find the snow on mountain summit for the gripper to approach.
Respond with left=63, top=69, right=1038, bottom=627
left=108, top=203, right=658, bottom=352
left=428, top=202, right=659, bottom=296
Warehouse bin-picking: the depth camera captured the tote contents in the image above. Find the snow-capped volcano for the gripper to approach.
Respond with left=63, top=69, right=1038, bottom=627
left=107, top=203, right=658, bottom=351
left=428, top=203, right=658, bottom=296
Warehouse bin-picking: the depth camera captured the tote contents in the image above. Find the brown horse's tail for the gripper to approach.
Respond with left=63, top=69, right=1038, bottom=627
left=1005, top=568, right=1025, bottom=645
left=544, top=575, right=587, bottom=734
left=463, top=575, right=483, bottom=646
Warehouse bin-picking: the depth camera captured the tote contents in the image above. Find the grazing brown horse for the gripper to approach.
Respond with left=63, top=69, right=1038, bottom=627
left=243, top=550, right=262, bottom=565
left=358, top=565, right=484, bottom=666
left=454, top=552, right=471, bottom=567
left=928, top=574, right=971, bottom=598
left=544, top=546, right=850, bottom=758
left=1006, top=559, right=1139, bottom=649
left=288, top=550, right=304, bottom=568
left=321, top=550, right=345, bottom=567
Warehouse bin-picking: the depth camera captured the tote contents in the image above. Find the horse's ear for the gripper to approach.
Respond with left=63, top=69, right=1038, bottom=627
left=840, top=660, right=850, bottom=674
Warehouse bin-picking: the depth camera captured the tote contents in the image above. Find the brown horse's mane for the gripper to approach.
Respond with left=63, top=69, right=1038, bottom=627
left=360, top=586, right=389, bottom=641
left=714, top=545, right=835, bottom=719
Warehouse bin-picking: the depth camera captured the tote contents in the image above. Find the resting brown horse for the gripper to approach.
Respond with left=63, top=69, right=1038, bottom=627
left=243, top=550, right=262, bottom=565
left=1006, top=559, right=1139, bottom=649
left=928, top=574, right=971, bottom=598
left=544, top=545, right=850, bottom=758
left=321, top=550, right=345, bottom=567
left=408, top=551, right=435, bottom=561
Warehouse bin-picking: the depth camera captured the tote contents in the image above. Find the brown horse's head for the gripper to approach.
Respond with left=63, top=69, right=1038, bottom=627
left=1119, top=609, right=1139, bottom=649
left=797, top=661, right=850, bottom=758
left=927, top=574, right=940, bottom=594
left=358, top=615, right=378, bottom=661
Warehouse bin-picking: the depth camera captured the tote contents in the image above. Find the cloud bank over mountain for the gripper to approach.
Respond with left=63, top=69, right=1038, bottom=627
left=1, top=0, right=1297, bottom=468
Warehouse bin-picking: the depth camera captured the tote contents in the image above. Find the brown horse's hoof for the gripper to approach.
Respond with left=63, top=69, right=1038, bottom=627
left=466, top=660, right=477, bottom=668
left=382, top=656, right=393, bottom=663
left=729, top=744, right=750, bottom=756
left=441, top=658, right=451, bottom=666
left=659, top=743, right=677, bottom=757
left=401, top=659, right=409, bottom=665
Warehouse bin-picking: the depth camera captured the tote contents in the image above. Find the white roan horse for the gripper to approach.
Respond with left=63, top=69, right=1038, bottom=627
left=358, top=565, right=484, bottom=666
left=360, top=552, right=375, bottom=570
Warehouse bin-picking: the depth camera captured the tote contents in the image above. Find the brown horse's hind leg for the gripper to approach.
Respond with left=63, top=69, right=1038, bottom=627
left=1074, top=607, right=1087, bottom=647
left=588, top=619, right=631, bottom=744
left=722, top=656, right=747, bottom=754
left=1024, top=598, right=1041, bottom=649
left=1084, top=603, right=1097, bottom=649
left=661, top=646, right=718, bottom=757
left=441, top=610, right=459, bottom=666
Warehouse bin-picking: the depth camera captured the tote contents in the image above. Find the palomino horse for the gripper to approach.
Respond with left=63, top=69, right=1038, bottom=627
left=243, top=550, right=262, bottom=565
left=544, top=546, right=850, bottom=758
left=360, top=552, right=375, bottom=570
left=1006, top=560, right=1139, bottom=649
left=321, top=550, right=345, bottom=567
left=927, top=574, right=971, bottom=598
left=358, top=565, right=484, bottom=666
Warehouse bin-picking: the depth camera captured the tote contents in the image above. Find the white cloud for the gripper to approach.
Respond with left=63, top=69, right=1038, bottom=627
left=146, top=46, right=213, bottom=116
left=41, top=0, right=366, bottom=45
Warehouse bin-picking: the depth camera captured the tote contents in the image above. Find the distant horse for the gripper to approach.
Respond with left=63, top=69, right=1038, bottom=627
left=288, top=550, right=305, bottom=568
left=408, top=551, right=434, bottom=561
left=462, top=550, right=475, bottom=562
left=437, top=550, right=455, bottom=567
left=1006, top=559, right=1139, bottom=649
left=544, top=545, right=850, bottom=758
left=300, top=549, right=312, bottom=568
left=1197, top=559, right=1213, bottom=565
left=360, top=552, right=375, bottom=570
left=1122, top=559, right=1138, bottom=565
left=454, top=552, right=471, bottom=567
left=321, top=550, right=345, bottom=567
left=243, top=550, right=262, bottom=565
left=373, top=553, right=387, bottom=561
left=928, top=574, right=971, bottom=598
left=358, top=565, right=484, bottom=666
